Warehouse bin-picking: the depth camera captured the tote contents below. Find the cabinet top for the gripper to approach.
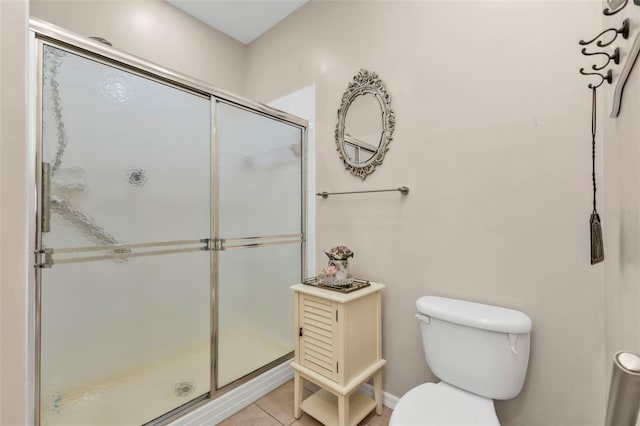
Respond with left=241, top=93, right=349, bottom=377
left=290, top=282, right=385, bottom=303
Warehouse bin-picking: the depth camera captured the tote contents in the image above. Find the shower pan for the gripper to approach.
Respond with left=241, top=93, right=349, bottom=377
left=31, top=19, right=307, bottom=426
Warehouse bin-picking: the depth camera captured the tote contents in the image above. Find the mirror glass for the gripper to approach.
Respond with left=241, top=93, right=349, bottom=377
left=335, top=69, right=394, bottom=180
left=344, top=93, right=383, bottom=164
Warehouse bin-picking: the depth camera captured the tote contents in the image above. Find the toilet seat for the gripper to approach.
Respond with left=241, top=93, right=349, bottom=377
left=389, top=382, right=500, bottom=426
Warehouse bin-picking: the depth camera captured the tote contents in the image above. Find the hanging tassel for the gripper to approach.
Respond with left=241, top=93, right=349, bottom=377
left=590, top=87, right=604, bottom=264
left=591, top=211, right=604, bottom=264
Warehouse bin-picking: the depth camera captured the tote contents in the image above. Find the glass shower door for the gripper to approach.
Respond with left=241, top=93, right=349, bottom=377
left=38, top=45, right=212, bottom=425
left=215, top=101, right=303, bottom=387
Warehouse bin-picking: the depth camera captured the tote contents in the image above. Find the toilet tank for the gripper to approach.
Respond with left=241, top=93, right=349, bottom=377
left=416, top=296, right=532, bottom=400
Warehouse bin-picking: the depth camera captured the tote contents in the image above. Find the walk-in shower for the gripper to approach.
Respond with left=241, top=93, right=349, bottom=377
left=32, top=19, right=306, bottom=425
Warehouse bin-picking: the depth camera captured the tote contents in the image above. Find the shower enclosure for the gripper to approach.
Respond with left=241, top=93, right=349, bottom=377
left=32, top=20, right=306, bottom=425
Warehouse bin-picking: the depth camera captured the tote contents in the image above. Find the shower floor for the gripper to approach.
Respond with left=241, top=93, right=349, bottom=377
left=41, top=327, right=292, bottom=426
left=218, top=326, right=293, bottom=387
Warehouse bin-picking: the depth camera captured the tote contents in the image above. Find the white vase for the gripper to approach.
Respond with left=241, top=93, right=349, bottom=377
left=331, top=259, right=349, bottom=285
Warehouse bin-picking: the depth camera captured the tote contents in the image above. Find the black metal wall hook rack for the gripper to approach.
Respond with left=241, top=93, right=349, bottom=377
left=603, top=0, right=640, bottom=15
left=581, top=47, right=620, bottom=70
left=580, top=19, right=630, bottom=48
left=579, top=68, right=613, bottom=89
left=604, top=0, right=628, bottom=16
left=579, top=3, right=640, bottom=115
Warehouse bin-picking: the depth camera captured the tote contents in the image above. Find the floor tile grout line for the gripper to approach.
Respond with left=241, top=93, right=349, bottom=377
left=220, top=380, right=391, bottom=426
left=254, top=402, right=287, bottom=425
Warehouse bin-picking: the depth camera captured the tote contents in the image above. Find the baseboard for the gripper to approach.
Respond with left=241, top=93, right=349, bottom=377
left=359, top=382, right=400, bottom=409
left=172, top=361, right=294, bottom=426
left=172, top=362, right=399, bottom=425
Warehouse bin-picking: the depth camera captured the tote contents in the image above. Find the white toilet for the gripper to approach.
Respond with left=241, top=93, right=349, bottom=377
left=390, top=296, right=532, bottom=426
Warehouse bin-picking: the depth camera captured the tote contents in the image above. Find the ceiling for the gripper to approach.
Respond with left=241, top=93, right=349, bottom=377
left=166, top=0, right=309, bottom=45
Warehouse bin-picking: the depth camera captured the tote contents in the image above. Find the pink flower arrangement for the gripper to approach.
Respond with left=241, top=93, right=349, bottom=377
left=325, top=245, right=354, bottom=261
left=322, top=264, right=338, bottom=277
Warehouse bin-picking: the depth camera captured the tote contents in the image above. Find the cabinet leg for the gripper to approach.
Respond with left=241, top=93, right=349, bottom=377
left=294, top=372, right=303, bottom=419
left=338, top=394, right=349, bottom=426
left=374, top=369, right=383, bottom=415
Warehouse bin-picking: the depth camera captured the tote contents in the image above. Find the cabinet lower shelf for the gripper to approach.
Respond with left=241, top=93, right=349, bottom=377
left=301, top=389, right=376, bottom=426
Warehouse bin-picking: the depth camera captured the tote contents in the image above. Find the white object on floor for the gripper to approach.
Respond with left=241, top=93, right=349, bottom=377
left=291, top=282, right=386, bottom=426
left=390, top=296, right=532, bottom=426
left=390, top=382, right=498, bottom=425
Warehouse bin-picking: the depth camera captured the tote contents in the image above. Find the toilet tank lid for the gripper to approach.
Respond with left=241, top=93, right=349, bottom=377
left=416, top=296, right=532, bottom=334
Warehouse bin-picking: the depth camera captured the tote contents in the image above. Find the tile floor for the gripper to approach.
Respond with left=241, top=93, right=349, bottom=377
left=218, top=380, right=392, bottom=426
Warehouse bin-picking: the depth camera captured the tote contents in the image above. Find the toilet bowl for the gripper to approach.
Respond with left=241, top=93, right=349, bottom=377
left=390, top=382, right=499, bottom=426
left=389, top=296, right=532, bottom=426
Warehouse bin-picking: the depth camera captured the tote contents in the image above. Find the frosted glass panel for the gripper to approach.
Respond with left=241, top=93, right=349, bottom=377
left=39, top=43, right=305, bottom=425
left=39, top=45, right=211, bottom=425
left=40, top=252, right=211, bottom=425
left=215, top=102, right=303, bottom=387
left=216, top=102, right=302, bottom=238
left=217, top=244, right=300, bottom=387
left=42, top=46, right=210, bottom=249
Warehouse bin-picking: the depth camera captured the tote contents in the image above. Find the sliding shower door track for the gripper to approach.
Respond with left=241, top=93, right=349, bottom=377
left=145, top=352, right=295, bottom=426
left=143, top=393, right=210, bottom=426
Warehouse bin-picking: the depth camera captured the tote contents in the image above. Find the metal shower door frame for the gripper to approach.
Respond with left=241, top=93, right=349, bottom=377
left=210, top=97, right=307, bottom=393
left=30, top=18, right=308, bottom=426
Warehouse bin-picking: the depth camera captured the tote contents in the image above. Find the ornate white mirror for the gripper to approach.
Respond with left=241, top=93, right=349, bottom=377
left=335, top=69, right=395, bottom=180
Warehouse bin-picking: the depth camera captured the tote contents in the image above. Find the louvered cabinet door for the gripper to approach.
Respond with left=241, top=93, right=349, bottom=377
left=298, top=294, right=339, bottom=381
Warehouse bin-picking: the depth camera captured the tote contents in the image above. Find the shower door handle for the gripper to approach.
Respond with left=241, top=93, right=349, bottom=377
left=41, top=162, right=51, bottom=233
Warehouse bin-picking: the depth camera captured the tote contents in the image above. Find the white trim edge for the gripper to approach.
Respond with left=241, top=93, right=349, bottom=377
left=359, top=383, right=400, bottom=409
left=611, top=32, right=640, bottom=118
left=171, top=362, right=398, bottom=426
left=172, top=361, right=294, bottom=426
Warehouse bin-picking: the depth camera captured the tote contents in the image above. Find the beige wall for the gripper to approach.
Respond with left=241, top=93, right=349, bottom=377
left=4, top=1, right=621, bottom=424
left=0, top=0, right=30, bottom=425
left=603, top=4, right=640, bottom=380
left=0, top=2, right=246, bottom=423
left=246, top=1, right=606, bottom=425
left=30, top=0, right=247, bottom=95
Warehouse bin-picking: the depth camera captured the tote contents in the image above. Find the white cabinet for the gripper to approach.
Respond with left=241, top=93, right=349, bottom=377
left=291, top=282, right=385, bottom=426
left=298, top=293, right=340, bottom=381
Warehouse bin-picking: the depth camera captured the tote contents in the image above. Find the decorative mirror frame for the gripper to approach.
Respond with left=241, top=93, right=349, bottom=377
left=335, top=69, right=395, bottom=180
